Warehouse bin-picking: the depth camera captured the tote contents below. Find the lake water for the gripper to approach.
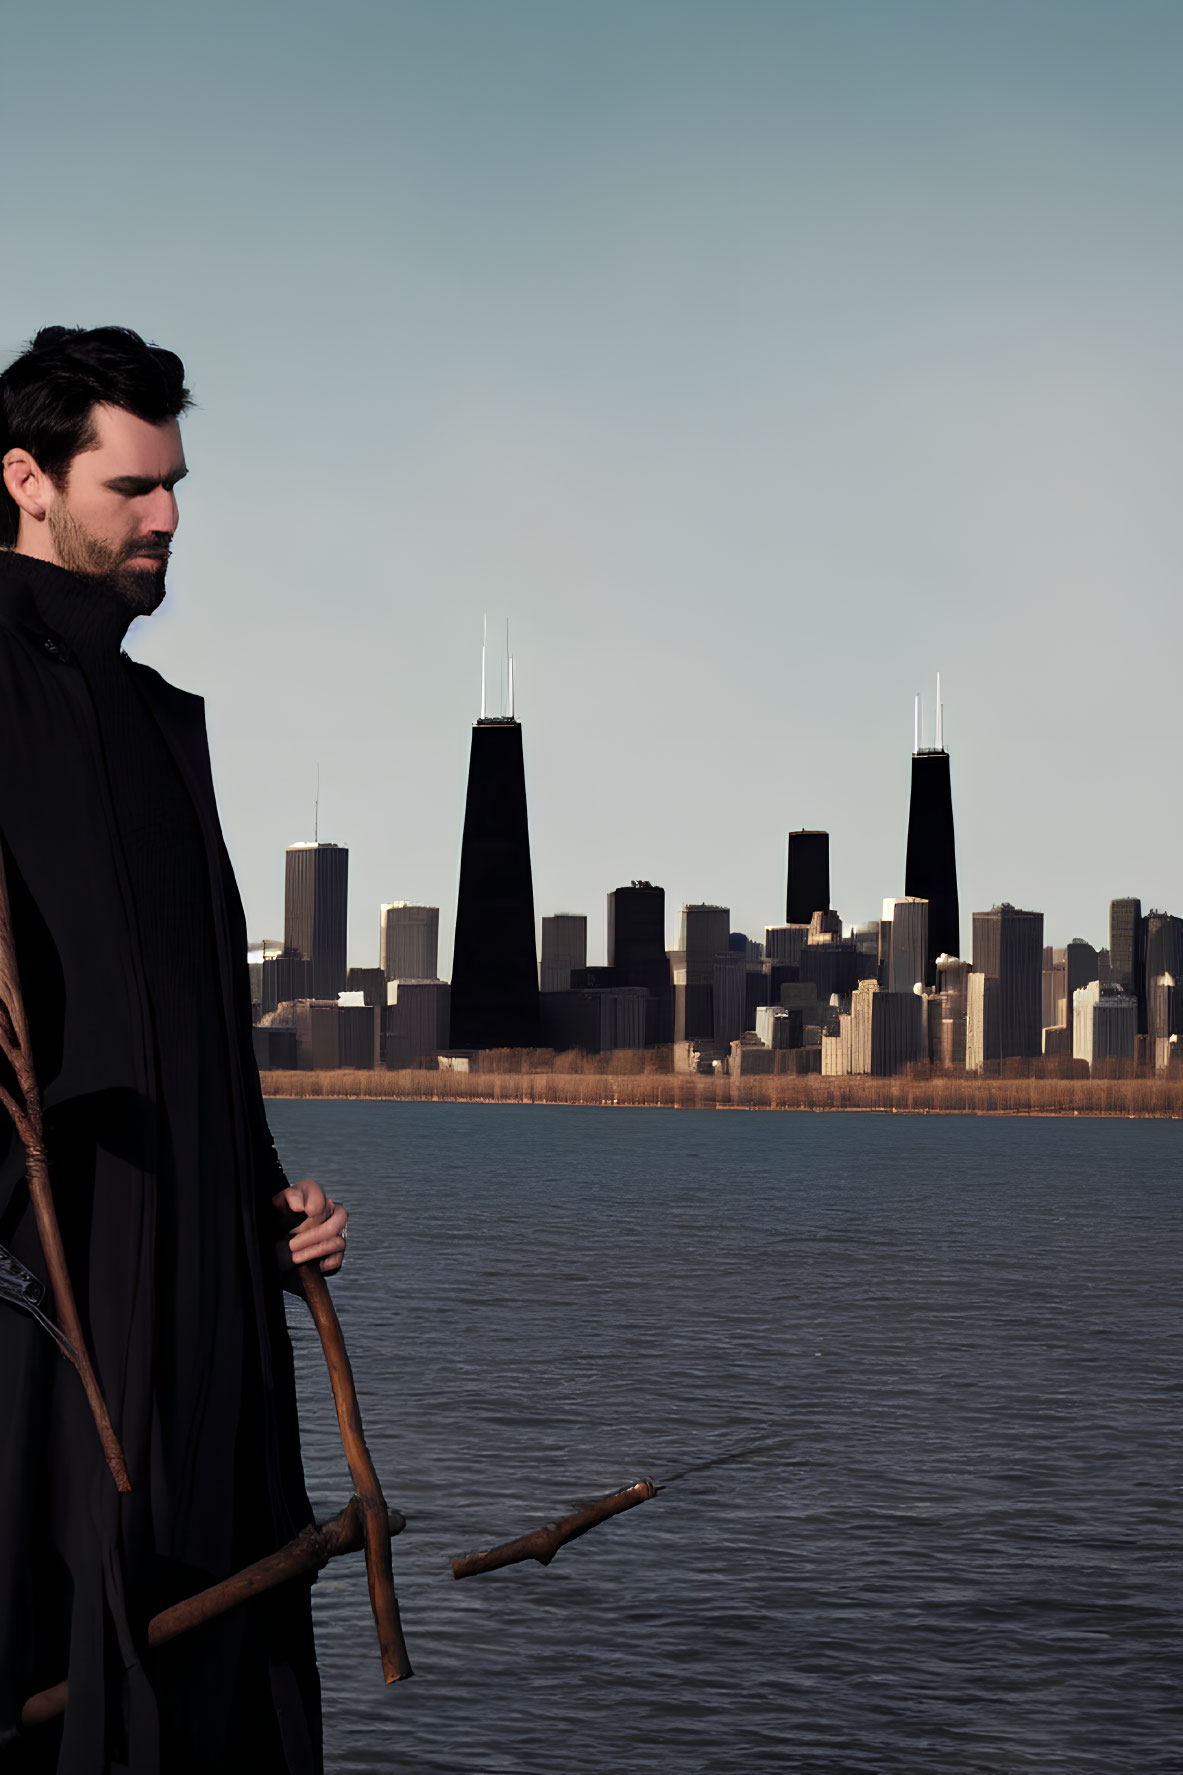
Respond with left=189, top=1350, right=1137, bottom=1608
left=270, top=1101, right=1182, bottom=1774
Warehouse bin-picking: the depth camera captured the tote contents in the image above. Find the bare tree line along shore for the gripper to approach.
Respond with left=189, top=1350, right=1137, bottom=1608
left=261, top=1057, right=1183, bottom=1117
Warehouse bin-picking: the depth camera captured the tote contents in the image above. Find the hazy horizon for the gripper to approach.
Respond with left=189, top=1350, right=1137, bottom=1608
left=4, top=1, right=1180, bottom=968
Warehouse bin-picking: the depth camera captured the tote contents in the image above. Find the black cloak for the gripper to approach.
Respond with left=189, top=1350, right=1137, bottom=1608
left=0, top=555, right=322, bottom=1773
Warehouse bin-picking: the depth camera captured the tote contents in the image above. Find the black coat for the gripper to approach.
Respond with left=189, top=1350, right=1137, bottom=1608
left=0, top=558, right=321, bottom=1773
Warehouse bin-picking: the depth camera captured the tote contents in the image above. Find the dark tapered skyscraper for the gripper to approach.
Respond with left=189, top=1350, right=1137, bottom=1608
left=450, top=717, right=540, bottom=1049
left=284, top=841, right=348, bottom=1000
left=905, top=728, right=959, bottom=985
left=786, top=830, right=829, bottom=925
left=608, top=882, right=673, bottom=1043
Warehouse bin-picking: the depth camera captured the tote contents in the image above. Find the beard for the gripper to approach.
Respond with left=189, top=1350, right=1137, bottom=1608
left=48, top=501, right=169, bottom=616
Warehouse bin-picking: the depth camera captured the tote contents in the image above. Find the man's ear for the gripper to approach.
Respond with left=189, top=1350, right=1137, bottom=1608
left=2, top=449, right=52, bottom=521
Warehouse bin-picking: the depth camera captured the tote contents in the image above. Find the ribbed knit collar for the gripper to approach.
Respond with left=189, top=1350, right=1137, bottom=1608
left=0, top=549, right=136, bottom=661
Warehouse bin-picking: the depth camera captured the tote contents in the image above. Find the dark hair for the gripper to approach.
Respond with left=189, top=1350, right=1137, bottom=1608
left=0, top=325, right=192, bottom=546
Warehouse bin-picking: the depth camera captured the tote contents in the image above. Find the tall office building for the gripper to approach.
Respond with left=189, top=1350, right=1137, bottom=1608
left=904, top=712, right=959, bottom=984
left=1072, top=981, right=1137, bottom=1069
left=255, top=949, right=312, bottom=1019
left=971, top=904, right=1044, bottom=1059
left=966, top=971, right=1001, bottom=1071
left=680, top=903, right=731, bottom=961
left=540, top=914, right=587, bottom=992
left=1109, top=898, right=1144, bottom=1002
left=1066, top=939, right=1100, bottom=1011
left=1042, top=940, right=1099, bottom=1032
left=608, top=882, right=673, bottom=1043
left=284, top=842, right=348, bottom=1001
left=671, top=904, right=730, bottom=1043
left=850, top=979, right=925, bottom=1077
left=385, top=979, right=452, bottom=1068
left=450, top=716, right=541, bottom=1049
left=380, top=903, right=439, bottom=981
left=1144, top=911, right=1183, bottom=1045
left=786, top=830, right=829, bottom=926
left=882, top=897, right=929, bottom=994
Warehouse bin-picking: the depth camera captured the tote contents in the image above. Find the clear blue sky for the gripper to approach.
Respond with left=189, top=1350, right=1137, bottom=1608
left=4, top=1, right=1181, bottom=966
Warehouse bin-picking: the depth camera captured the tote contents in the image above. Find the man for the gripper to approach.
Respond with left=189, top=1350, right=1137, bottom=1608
left=0, top=327, right=347, bottom=1774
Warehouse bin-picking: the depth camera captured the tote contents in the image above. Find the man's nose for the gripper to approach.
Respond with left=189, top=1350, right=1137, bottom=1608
left=141, top=487, right=178, bottom=534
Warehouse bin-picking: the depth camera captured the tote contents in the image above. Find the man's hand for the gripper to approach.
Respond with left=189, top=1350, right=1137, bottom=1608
left=273, top=1179, right=348, bottom=1275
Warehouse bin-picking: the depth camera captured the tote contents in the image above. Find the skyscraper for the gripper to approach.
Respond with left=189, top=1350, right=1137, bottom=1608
left=449, top=716, right=541, bottom=1049
left=1109, top=898, right=1144, bottom=992
left=1143, top=911, right=1183, bottom=1046
left=380, top=903, right=439, bottom=981
left=882, top=896, right=929, bottom=994
left=971, top=904, right=1044, bottom=1059
left=904, top=700, right=959, bottom=983
left=284, top=842, right=348, bottom=1000
left=671, top=903, right=730, bottom=1043
left=540, top=914, right=587, bottom=992
left=1109, top=898, right=1146, bottom=1033
left=608, top=883, right=673, bottom=1043
left=786, top=830, right=829, bottom=926
left=1042, top=941, right=1100, bottom=1033
left=1072, top=980, right=1137, bottom=1070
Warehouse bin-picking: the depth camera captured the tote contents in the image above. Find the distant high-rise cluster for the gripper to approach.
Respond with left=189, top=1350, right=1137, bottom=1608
left=248, top=664, right=1182, bottom=1081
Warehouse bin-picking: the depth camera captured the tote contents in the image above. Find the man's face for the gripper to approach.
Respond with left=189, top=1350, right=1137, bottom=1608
left=49, top=404, right=187, bottom=613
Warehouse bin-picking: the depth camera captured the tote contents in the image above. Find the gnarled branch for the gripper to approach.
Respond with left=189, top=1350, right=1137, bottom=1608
left=281, top=1219, right=412, bottom=1683
left=21, top=1495, right=406, bottom=1729
left=451, top=1479, right=661, bottom=1579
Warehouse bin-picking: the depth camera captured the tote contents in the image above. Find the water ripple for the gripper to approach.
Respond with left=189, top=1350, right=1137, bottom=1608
left=270, top=1103, right=1183, bottom=1774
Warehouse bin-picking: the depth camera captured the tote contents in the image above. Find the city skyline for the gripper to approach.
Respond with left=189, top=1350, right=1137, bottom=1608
left=253, top=686, right=1156, bottom=974
left=253, top=684, right=1175, bottom=1072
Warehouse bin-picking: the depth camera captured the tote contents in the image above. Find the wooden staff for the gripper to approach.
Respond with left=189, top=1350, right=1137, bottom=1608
left=281, top=1214, right=412, bottom=1683
left=21, top=1494, right=406, bottom=1730
left=0, top=852, right=130, bottom=1494
left=451, top=1479, right=661, bottom=1579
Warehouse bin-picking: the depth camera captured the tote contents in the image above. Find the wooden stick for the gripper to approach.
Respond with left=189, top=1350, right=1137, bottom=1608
left=294, top=1258, right=413, bottom=1681
left=20, top=1496, right=406, bottom=1730
left=0, top=856, right=131, bottom=1493
left=451, top=1479, right=662, bottom=1580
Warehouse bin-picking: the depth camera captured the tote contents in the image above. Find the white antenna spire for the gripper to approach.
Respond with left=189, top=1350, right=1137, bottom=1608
left=936, top=670, right=943, bottom=750
left=505, top=618, right=510, bottom=718
left=481, top=614, right=487, bottom=720
left=914, top=692, right=920, bottom=754
left=314, top=763, right=320, bottom=843
left=509, top=653, right=514, bottom=718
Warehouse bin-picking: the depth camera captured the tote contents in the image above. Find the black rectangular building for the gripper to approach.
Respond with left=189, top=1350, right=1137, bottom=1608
left=786, top=830, right=829, bottom=926
left=972, top=904, right=1044, bottom=1059
left=284, top=842, right=349, bottom=1001
left=607, top=882, right=673, bottom=1044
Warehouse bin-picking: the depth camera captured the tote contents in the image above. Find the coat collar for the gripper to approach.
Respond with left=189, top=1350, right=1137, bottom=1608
left=0, top=555, right=69, bottom=656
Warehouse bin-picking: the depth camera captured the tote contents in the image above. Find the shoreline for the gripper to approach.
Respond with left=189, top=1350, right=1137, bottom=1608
left=260, top=1069, right=1183, bottom=1118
